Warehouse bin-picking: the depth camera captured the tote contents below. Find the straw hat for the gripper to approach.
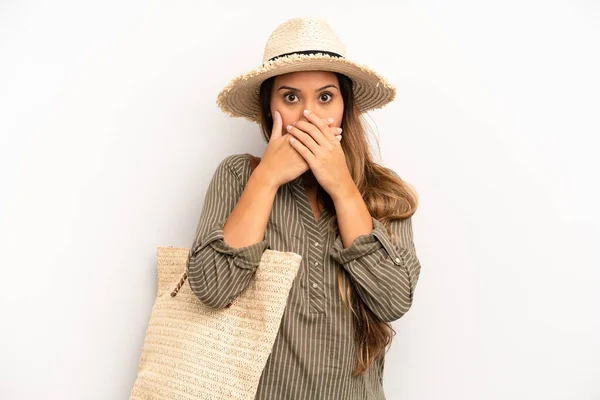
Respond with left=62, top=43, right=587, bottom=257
left=216, top=17, right=397, bottom=123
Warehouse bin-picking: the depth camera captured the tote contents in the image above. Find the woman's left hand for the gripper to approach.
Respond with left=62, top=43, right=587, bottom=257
left=286, top=109, right=355, bottom=202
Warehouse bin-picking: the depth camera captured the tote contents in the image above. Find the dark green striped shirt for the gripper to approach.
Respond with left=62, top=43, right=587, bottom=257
left=187, top=153, right=421, bottom=399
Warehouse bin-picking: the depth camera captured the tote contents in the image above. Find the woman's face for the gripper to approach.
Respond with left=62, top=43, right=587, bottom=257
left=270, top=71, right=344, bottom=131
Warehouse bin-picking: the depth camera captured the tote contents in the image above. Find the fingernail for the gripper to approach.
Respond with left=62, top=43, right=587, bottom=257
left=303, top=109, right=310, bottom=116
left=337, top=135, right=342, bottom=141
left=327, top=117, right=334, bottom=124
left=336, top=127, right=343, bottom=134
left=290, top=137, right=295, bottom=143
left=286, top=125, right=292, bottom=131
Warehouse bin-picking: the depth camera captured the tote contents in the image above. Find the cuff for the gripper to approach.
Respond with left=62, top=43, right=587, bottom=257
left=329, top=217, right=404, bottom=266
left=192, top=217, right=270, bottom=270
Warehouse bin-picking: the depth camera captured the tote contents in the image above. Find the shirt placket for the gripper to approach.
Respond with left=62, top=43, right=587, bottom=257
left=290, top=178, right=329, bottom=314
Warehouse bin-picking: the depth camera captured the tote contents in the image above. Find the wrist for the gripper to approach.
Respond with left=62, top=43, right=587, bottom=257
left=331, top=179, right=360, bottom=204
left=252, top=164, right=281, bottom=192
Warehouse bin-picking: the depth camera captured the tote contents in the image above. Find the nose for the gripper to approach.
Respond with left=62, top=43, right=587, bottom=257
left=293, top=111, right=309, bottom=125
left=296, top=101, right=321, bottom=123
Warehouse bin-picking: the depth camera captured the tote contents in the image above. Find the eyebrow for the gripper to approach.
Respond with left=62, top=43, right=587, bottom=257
left=277, top=84, right=339, bottom=92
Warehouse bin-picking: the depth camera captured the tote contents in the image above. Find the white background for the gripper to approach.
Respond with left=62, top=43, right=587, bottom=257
left=1, top=1, right=599, bottom=399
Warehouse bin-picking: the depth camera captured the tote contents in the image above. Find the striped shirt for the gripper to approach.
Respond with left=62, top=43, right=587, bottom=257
left=186, top=153, right=421, bottom=399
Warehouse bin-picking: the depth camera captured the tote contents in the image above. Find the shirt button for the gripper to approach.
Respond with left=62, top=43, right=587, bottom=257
left=394, top=257, right=401, bottom=265
left=314, top=261, right=319, bottom=265
left=312, top=282, right=318, bottom=289
left=314, top=242, right=320, bottom=246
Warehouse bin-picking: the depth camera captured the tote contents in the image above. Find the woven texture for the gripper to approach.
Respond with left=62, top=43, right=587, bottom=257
left=129, top=246, right=302, bottom=400
left=262, top=17, right=347, bottom=62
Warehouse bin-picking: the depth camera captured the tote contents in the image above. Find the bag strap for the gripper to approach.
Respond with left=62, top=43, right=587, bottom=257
left=171, top=154, right=262, bottom=298
left=248, top=153, right=261, bottom=174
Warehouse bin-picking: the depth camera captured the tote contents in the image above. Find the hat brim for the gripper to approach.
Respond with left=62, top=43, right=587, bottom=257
left=216, top=53, right=396, bottom=123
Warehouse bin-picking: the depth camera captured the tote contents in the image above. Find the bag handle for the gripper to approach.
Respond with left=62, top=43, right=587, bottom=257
left=171, top=154, right=261, bottom=298
left=249, top=153, right=261, bottom=173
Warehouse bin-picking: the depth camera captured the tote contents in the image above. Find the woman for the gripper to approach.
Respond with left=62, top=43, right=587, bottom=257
left=187, top=17, right=421, bottom=399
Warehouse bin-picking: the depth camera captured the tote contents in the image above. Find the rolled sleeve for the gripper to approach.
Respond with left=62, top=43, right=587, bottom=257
left=329, top=216, right=421, bottom=322
left=193, top=216, right=269, bottom=271
left=330, top=217, right=404, bottom=266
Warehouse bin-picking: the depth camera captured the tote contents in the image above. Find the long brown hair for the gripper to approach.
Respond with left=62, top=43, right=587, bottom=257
left=258, top=72, right=419, bottom=376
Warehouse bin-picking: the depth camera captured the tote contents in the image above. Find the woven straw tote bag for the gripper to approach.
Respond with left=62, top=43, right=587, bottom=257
left=130, top=155, right=302, bottom=399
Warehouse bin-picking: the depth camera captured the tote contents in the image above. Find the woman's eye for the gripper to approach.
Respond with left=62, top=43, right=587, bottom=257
left=284, top=93, right=298, bottom=103
left=320, top=92, right=333, bottom=102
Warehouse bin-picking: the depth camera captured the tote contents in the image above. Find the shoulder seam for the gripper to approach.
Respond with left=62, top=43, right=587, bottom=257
left=221, top=153, right=252, bottom=184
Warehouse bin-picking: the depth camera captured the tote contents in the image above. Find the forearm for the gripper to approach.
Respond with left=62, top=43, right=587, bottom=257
left=222, top=164, right=280, bottom=248
left=331, top=183, right=421, bottom=322
left=187, top=156, right=278, bottom=309
left=329, top=214, right=422, bottom=322
left=333, top=184, right=373, bottom=249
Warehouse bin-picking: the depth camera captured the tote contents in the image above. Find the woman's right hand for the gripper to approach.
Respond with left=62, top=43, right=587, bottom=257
left=256, top=110, right=311, bottom=188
